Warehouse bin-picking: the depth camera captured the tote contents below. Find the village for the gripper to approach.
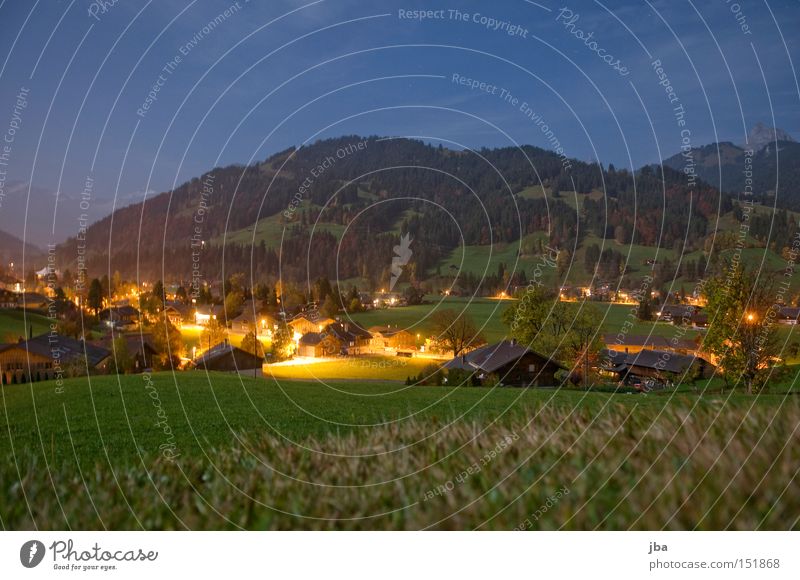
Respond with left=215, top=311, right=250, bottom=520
left=3, top=260, right=799, bottom=391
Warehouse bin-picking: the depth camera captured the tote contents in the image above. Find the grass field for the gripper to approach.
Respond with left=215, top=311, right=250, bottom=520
left=265, top=355, right=442, bottom=381
left=1, top=372, right=798, bottom=529
left=0, top=309, right=51, bottom=342
left=349, top=297, right=513, bottom=343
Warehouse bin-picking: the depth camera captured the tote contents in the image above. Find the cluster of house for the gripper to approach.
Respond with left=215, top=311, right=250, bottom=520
left=0, top=332, right=159, bottom=385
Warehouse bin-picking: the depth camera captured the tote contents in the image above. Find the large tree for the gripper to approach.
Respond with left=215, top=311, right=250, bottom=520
left=702, top=262, right=783, bottom=393
left=270, top=322, right=293, bottom=361
left=152, top=317, right=185, bottom=370
left=503, top=286, right=602, bottom=385
left=87, top=278, right=103, bottom=316
left=200, top=318, right=228, bottom=351
left=240, top=330, right=265, bottom=358
left=430, top=309, right=486, bottom=357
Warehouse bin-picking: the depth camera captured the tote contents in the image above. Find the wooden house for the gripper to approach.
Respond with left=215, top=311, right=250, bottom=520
left=368, top=326, right=416, bottom=352
left=444, top=340, right=565, bottom=387
left=191, top=341, right=263, bottom=371
left=297, top=332, right=343, bottom=358
left=0, top=334, right=111, bottom=384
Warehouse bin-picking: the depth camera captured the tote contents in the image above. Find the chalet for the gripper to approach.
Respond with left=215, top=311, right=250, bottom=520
left=297, top=332, right=343, bottom=358
left=777, top=306, right=800, bottom=325
left=444, top=340, right=565, bottom=387
left=92, top=333, right=158, bottom=372
left=194, top=304, right=224, bottom=326
left=368, top=326, right=416, bottom=352
left=0, top=288, right=17, bottom=309
left=163, top=301, right=191, bottom=327
left=0, top=334, right=111, bottom=384
left=18, top=292, right=49, bottom=310
left=325, top=322, right=372, bottom=355
left=289, top=315, right=335, bottom=337
left=231, top=307, right=278, bottom=335
left=191, top=341, right=263, bottom=371
left=600, top=348, right=715, bottom=384
left=656, top=304, right=699, bottom=323
left=602, top=334, right=701, bottom=356
left=99, top=305, right=140, bottom=329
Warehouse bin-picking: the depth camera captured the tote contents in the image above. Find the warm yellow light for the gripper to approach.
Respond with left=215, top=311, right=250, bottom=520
left=747, top=313, right=755, bottom=322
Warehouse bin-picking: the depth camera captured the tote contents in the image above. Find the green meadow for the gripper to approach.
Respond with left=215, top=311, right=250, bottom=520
left=1, top=372, right=799, bottom=529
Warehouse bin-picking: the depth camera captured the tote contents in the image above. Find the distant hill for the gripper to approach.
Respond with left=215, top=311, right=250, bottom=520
left=664, top=125, right=800, bottom=210
left=0, top=229, right=44, bottom=269
left=55, top=135, right=727, bottom=292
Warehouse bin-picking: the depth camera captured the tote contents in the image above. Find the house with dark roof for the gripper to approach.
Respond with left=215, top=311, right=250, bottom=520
left=444, top=340, right=565, bottom=387
left=0, top=288, right=17, bottom=309
left=92, top=333, right=158, bottom=372
left=296, top=332, right=343, bottom=358
left=163, top=301, right=191, bottom=327
left=194, top=304, right=225, bottom=326
left=656, top=304, right=700, bottom=323
left=777, top=306, right=800, bottom=325
left=99, top=305, right=140, bottom=329
left=18, top=292, right=49, bottom=310
left=600, top=348, right=715, bottom=385
left=0, top=333, right=111, bottom=384
left=191, top=341, right=263, bottom=371
left=325, top=322, right=372, bottom=355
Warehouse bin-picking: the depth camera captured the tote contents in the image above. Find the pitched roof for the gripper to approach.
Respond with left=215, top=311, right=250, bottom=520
left=657, top=304, right=700, bottom=317
left=0, top=333, right=111, bottom=367
left=444, top=340, right=564, bottom=373
left=777, top=306, right=800, bottom=319
left=326, top=322, right=371, bottom=342
left=298, top=332, right=323, bottom=346
left=600, top=348, right=712, bottom=374
left=192, top=341, right=260, bottom=366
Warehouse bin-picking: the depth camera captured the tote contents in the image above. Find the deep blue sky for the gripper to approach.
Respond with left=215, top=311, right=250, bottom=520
left=0, top=0, right=798, bottom=244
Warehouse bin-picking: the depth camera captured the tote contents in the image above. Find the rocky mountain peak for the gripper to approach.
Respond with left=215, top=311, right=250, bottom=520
left=747, top=123, right=795, bottom=151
